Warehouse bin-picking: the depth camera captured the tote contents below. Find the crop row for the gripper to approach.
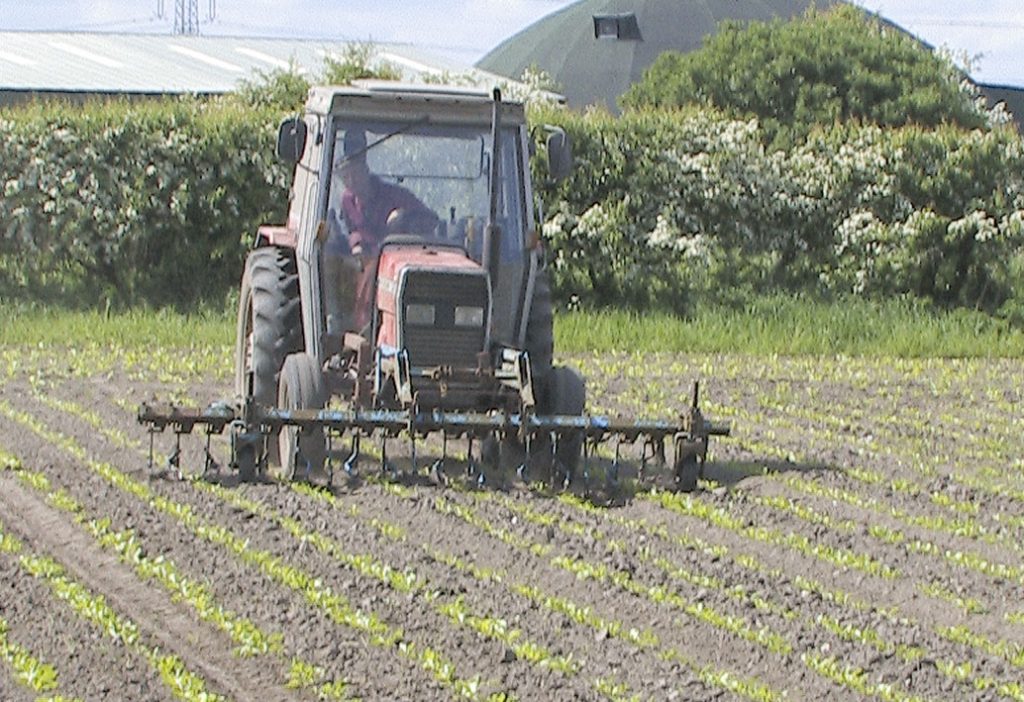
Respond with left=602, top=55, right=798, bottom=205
left=63, top=382, right=792, bottom=702
left=578, top=353, right=1020, bottom=488
left=0, top=518, right=224, bottom=702
left=0, top=399, right=518, bottom=702
left=0, top=449, right=356, bottom=700
left=9, top=358, right=1024, bottom=699
left=28, top=392, right=657, bottom=700
left=26, top=387, right=730, bottom=700
left=590, top=358, right=1023, bottom=539
left=465, top=486, right=1024, bottom=701
left=712, top=391, right=1024, bottom=541
left=708, top=401, right=1024, bottom=599
left=295, top=480, right=783, bottom=702
left=62, top=380, right=1024, bottom=701
left=467, top=476, right=1024, bottom=701
left=428, top=486, right=916, bottom=701
left=0, top=614, right=78, bottom=702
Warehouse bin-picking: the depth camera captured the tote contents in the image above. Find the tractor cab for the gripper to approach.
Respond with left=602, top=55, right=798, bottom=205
left=278, top=84, right=548, bottom=378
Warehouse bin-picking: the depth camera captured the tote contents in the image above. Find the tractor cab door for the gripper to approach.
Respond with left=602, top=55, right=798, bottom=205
left=481, top=125, right=530, bottom=349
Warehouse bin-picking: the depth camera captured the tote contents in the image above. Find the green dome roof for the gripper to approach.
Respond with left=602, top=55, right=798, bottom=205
left=477, top=0, right=844, bottom=111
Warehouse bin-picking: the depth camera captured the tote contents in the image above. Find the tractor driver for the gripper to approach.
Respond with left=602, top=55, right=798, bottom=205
left=332, top=130, right=440, bottom=332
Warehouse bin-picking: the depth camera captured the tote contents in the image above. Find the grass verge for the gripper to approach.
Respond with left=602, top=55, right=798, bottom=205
left=2, top=295, right=1021, bottom=357
left=556, top=295, right=1024, bottom=357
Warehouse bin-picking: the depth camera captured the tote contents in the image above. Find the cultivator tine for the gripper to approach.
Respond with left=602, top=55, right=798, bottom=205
left=203, top=432, right=220, bottom=478
left=147, top=429, right=156, bottom=472
left=549, top=432, right=567, bottom=490
left=479, top=436, right=500, bottom=488
left=379, top=434, right=398, bottom=480
left=495, top=437, right=504, bottom=489
left=167, top=433, right=182, bottom=479
left=516, top=431, right=532, bottom=483
left=343, top=433, right=361, bottom=477
left=607, top=440, right=622, bottom=490
left=292, top=436, right=310, bottom=483
left=430, top=432, right=448, bottom=486
left=639, top=438, right=655, bottom=481
left=325, top=431, right=335, bottom=487
left=466, top=435, right=479, bottom=479
left=408, top=425, right=418, bottom=476
left=580, top=437, right=590, bottom=493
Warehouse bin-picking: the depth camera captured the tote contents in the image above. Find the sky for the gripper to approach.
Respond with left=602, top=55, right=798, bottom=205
left=0, top=0, right=1021, bottom=87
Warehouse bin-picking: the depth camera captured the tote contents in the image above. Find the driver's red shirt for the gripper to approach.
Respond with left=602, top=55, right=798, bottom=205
left=341, top=176, right=432, bottom=255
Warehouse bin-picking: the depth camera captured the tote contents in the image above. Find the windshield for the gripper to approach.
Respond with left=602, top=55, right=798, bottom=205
left=326, top=120, right=526, bottom=261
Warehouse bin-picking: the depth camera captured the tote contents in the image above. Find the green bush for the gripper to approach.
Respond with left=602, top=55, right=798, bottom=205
left=531, top=105, right=1024, bottom=314
left=0, top=98, right=288, bottom=308
left=621, top=5, right=990, bottom=146
left=2, top=89, right=1021, bottom=320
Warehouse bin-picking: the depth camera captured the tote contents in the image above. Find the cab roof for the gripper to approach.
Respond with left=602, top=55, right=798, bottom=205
left=305, top=82, right=526, bottom=123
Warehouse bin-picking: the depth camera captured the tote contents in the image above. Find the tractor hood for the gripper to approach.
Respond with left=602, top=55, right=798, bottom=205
left=375, top=241, right=492, bottom=369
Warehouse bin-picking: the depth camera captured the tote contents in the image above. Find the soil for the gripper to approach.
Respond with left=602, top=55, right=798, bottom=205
left=1, top=349, right=1022, bottom=701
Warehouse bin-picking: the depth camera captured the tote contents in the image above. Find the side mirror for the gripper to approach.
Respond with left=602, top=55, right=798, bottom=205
left=276, top=117, right=307, bottom=164
left=545, top=126, right=573, bottom=182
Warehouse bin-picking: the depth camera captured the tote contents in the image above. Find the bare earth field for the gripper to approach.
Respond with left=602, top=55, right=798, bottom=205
left=1, top=345, right=1022, bottom=702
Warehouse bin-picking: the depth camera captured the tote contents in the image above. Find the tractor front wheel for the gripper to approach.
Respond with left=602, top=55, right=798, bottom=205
left=277, top=352, right=328, bottom=482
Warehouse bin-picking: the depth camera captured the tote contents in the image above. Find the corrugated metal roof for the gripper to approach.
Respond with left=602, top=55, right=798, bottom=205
left=0, top=31, right=507, bottom=95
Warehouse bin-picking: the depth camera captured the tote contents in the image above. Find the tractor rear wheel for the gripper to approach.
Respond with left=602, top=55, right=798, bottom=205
left=234, top=247, right=302, bottom=466
left=524, top=267, right=554, bottom=389
left=548, top=365, right=586, bottom=483
left=277, top=352, right=327, bottom=481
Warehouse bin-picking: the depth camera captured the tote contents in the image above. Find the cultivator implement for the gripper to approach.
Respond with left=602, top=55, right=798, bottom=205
left=138, top=384, right=730, bottom=492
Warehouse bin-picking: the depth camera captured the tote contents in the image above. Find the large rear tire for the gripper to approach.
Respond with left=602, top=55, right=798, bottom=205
left=234, top=247, right=302, bottom=466
left=548, top=365, right=586, bottom=481
left=277, top=352, right=327, bottom=481
left=524, top=267, right=554, bottom=391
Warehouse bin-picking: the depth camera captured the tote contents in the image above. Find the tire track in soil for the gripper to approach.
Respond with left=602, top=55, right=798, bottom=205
left=50, top=371, right=778, bottom=701
left=0, top=521, right=176, bottom=702
left=0, top=409, right=454, bottom=702
left=0, top=473, right=292, bottom=702
left=0, top=388, right=531, bottom=701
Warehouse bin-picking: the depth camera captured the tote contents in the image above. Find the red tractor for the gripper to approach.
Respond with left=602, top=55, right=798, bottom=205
left=142, top=82, right=727, bottom=490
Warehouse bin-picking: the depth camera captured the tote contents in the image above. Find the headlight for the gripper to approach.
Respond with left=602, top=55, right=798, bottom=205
left=454, top=305, right=485, bottom=327
left=406, top=303, right=435, bottom=326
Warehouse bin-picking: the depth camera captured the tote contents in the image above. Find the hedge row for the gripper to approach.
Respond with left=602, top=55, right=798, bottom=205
left=532, top=105, right=1024, bottom=317
left=2, top=97, right=1023, bottom=318
left=0, top=98, right=288, bottom=308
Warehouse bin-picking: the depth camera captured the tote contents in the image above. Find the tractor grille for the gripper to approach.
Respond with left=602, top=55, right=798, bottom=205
left=400, top=270, right=488, bottom=368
